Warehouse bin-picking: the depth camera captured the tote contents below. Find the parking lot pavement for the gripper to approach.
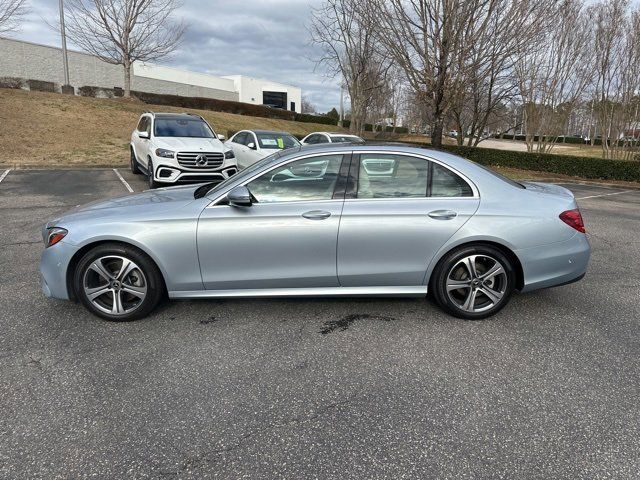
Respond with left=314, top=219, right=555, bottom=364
left=1, top=169, right=639, bottom=479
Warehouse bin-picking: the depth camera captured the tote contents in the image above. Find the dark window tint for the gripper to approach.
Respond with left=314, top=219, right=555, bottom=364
left=430, top=163, right=473, bottom=197
left=154, top=118, right=214, bottom=138
left=248, top=154, right=343, bottom=203
left=233, top=132, right=248, bottom=145
left=357, top=154, right=428, bottom=198
left=136, top=117, right=147, bottom=131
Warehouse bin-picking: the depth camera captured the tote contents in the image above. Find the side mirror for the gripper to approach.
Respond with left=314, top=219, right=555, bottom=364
left=227, top=185, right=252, bottom=207
left=247, top=142, right=256, bottom=150
left=138, top=131, right=150, bottom=139
left=217, top=134, right=226, bottom=141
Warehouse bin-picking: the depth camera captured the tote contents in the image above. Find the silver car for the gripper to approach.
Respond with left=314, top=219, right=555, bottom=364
left=40, top=145, right=590, bottom=321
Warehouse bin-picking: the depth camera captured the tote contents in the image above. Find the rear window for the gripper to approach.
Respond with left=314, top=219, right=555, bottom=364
left=331, top=135, right=365, bottom=144
left=474, top=162, right=525, bottom=189
left=257, top=133, right=301, bottom=150
left=154, top=118, right=215, bottom=138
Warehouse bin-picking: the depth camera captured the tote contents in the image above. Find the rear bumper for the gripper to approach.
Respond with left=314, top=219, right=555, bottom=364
left=39, top=241, right=79, bottom=300
left=517, top=233, right=590, bottom=293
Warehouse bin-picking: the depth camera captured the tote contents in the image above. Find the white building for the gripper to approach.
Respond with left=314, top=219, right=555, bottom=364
left=0, top=37, right=302, bottom=113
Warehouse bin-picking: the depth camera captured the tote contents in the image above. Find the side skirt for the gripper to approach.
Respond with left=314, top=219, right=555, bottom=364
left=169, top=286, right=428, bottom=299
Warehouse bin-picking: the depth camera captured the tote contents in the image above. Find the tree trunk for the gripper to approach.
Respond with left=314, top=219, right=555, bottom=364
left=123, top=60, right=131, bottom=98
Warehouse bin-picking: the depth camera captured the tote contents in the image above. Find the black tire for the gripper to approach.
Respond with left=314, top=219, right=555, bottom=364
left=130, top=147, right=141, bottom=174
left=73, top=243, right=164, bottom=321
left=147, top=159, right=159, bottom=189
left=430, top=244, right=515, bottom=320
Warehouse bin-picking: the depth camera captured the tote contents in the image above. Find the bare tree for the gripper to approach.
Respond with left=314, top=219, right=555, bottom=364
left=514, top=0, right=593, bottom=153
left=64, top=0, right=186, bottom=97
left=0, top=0, right=27, bottom=33
left=309, top=0, right=391, bottom=133
left=591, top=0, right=640, bottom=160
left=301, top=96, right=317, bottom=114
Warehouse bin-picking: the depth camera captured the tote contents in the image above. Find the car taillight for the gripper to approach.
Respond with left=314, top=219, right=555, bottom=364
left=559, top=209, right=585, bottom=233
left=46, top=227, right=68, bottom=247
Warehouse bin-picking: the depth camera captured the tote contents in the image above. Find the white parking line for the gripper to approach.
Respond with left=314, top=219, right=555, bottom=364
left=113, top=168, right=134, bottom=193
left=576, top=189, right=636, bottom=200
left=0, top=169, right=11, bottom=184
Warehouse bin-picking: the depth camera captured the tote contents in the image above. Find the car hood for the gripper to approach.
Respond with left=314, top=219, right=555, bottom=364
left=521, top=181, right=574, bottom=198
left=155, top=137, right=226, bottom=152
left=46, top=184, right=203, bottom=228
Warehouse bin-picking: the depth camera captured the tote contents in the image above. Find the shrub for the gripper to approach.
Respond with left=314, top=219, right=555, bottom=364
left=131, top=91, right=296, bottom=121
left=0, top=76, right=24, bottom=89
left=294, top=112, right=337, bottom=125
left=439, top=144, right=640, bottom=182
left=28, top=79, right=55, bottom=93
left=78, top=86, right=99, bottom=97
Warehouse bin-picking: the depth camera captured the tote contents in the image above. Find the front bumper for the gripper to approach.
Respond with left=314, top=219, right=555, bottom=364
left=154, top=164, right=237, bottom=185
left=39, top=241, right=80, bottom=300
left=517, top=232, right=590, bottom=293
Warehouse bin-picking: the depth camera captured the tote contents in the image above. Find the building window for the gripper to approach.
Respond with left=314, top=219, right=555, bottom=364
left=290, top=101, right=296, bottom=112
left=263, top=91, right=287, bottom=109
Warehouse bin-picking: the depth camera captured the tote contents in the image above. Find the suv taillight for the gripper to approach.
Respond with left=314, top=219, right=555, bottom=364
left=559, top=209, right=585, bottom=233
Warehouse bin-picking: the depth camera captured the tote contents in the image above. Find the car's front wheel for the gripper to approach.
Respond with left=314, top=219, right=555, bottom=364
left=147, top=159, right=159, bottom=189
left=431, top=245, right=515, bottom=320
left=130, top=148, right=140, bottom=174
left=73, top=243, right=164, bottom=321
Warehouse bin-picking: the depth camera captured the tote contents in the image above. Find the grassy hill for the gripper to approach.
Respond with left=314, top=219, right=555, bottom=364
left=0, top=88, right=346, bottom=168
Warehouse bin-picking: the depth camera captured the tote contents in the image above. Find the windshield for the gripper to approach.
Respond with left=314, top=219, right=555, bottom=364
left=331, top=135, right=365, bottom=144
left=154, top=118, right=215, bottom=138
left=257, top=133, right=301, bottom=150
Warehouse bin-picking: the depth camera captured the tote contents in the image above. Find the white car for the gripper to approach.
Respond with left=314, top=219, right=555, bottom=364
left=301, top=132, right=365, bottom=145
left=225, top=130, right=301, bottom=169
left=130, top=112, right=238, bottom=188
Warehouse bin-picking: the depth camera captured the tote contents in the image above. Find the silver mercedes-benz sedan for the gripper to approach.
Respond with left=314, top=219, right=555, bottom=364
left=40, top=144, right=590, bottom=321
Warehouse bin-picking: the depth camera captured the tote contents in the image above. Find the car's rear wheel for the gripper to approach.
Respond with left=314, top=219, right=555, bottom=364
left=147, top=159, right=159, bottom=189
left=431, top=245, right=515, bottom=320
left=130, top=148, right=140, bottom=174
left=73, top=243, right=164, bottom=321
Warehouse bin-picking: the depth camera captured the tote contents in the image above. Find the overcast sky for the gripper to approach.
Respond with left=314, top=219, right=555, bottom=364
left=12, top=0, right=340, bottom=112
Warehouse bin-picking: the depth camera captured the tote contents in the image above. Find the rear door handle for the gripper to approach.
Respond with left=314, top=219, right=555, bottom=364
left=428, top=210, right=458, bottom=220
left=302, top=210, right=331, bottom=220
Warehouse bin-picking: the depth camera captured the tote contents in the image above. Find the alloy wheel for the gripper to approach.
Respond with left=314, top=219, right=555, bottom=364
left=446, top=254, right=508, bottom=313
left=82, top=255, right=147, bottom=316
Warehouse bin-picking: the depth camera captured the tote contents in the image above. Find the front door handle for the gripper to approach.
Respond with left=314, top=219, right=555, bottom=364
left=302, top=210, right=331, bottom=220
left=428, top=210, right=458, bottom=220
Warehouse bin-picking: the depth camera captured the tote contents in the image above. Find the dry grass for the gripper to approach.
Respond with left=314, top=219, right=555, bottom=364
left=0, top=88, right=346, bottom=168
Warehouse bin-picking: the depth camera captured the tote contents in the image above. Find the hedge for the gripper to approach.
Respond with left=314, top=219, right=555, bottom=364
left=439, top=144, right=640, bottom=182
left=496, top=133, right=606, bottom=146
left=341, top=119, right=408, bottom=134
left=294, top=112, right=337, bottom=125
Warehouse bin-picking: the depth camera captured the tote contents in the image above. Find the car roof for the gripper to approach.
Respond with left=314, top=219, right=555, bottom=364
left=243, top=129, right=294, bottom=135
left=150, top=112, right=205, bottom=120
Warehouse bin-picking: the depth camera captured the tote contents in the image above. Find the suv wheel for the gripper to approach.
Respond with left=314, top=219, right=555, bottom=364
left=130, top=148, right=141, bottom=174
left=431, top=245, right=515, bottom=320
left=73, top=243, right=164, bottom=321
left=147, top=159, right=159, bottom=189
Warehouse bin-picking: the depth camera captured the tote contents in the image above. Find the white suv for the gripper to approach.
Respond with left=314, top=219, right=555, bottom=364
left=130, top=112, right=238, bottom=188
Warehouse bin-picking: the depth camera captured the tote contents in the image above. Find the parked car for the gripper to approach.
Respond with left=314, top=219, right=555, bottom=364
left=226, top=130, right=301, bottom=169
left=130, top=112, right=237, bottom=189
left=40, top=144, right=590, bottom=322
left=447, top=130, right=459, bottom=138
left=301, top=132, right=365, bottom=145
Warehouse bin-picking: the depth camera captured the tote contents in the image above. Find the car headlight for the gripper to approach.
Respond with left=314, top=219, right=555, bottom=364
left=224, top=150, right=235, bottom=159
left=155, top=148, right=175, bottom=158
left=45, top=227, right=68, bottom=248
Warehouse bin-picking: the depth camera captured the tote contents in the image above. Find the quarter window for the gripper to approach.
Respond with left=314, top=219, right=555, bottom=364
left=136, top=117, right=147, bottom=132
left=247, top=154, right=343, bottom=203
left=430, top=163, right=473, bottom=197
left=233, top=132, right=247, bottom=145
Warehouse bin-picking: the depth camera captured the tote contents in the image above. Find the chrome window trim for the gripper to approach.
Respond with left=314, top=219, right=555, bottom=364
left=207, top=150, right=351, bottom=207
left=206, top=149, right=480, bottom=207
left=354, top=150, right=480, bottom=199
